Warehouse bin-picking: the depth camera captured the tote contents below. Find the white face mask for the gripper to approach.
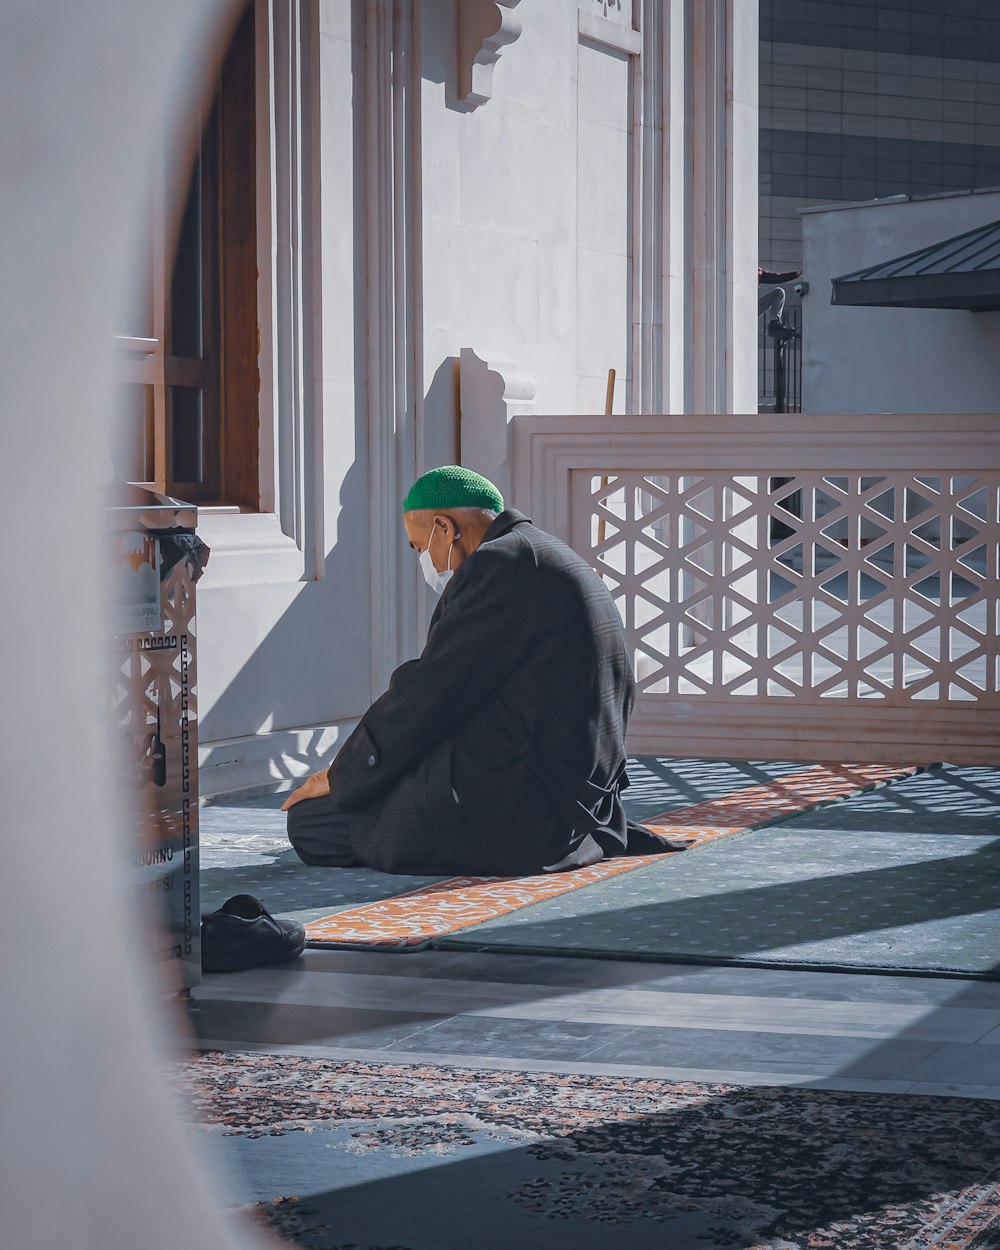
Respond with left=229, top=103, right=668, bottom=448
left=419, top=525, right=456, bottom=595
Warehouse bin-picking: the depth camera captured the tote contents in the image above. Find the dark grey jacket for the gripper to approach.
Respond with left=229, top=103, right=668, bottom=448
left=328, top=509, right=636, bottom=875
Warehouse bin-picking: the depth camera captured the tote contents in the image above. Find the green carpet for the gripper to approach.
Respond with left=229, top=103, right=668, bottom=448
left=199, top=758, right=807, bottom=923
left=436, top=766, right=1000, bottom=978
left=198, top=791, right=448, bottom=925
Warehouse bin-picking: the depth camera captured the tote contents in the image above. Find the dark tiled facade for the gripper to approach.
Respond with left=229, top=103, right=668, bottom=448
left=762, top=0, right=1000, bottom=63
left=759, top=0, right=1000, bottom=273
left=764, top=131, right=1000, bottom=203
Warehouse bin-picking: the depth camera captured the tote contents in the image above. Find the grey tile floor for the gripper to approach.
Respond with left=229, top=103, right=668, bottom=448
left=186, top=947, right=1000, bottom=1099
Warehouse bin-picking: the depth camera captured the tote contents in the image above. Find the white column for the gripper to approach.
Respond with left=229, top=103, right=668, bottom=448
left=726, top=0, right=760, bottom=416
left=662, top=0, right=689, bottom=415
left=631, top=0, right=668, bottom=414
left=681, top=0, right=758, bottom=415
left=364, top=0, right=424, bottom=692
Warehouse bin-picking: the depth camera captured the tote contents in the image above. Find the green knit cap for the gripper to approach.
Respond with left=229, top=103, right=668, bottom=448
left=403, top=465, right=504, bottom=514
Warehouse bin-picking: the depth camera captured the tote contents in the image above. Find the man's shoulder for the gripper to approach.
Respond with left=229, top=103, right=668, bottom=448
left=483, top=518, right=572, bottom=563
left=485, top=521, right=599, bottom=594
left=457, top=520, right=561, bottom=589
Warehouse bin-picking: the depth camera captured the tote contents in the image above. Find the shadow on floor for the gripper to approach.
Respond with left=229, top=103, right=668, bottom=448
left=185, top=1056, right=1000, bottom=1250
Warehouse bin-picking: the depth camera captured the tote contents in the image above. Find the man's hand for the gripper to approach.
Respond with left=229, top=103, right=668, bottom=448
left=281, top=769, right=331, bottom=812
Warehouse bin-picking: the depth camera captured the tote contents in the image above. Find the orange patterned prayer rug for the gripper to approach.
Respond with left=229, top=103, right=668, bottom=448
left=304, top=857, right=652, bottom=950
left=640, top=761, right=920, bottom=848
left=303, top=761, right=919, bottom=951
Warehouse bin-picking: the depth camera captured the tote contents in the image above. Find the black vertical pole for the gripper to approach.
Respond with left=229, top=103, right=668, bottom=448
left=774, top=332, right=787, bottom=414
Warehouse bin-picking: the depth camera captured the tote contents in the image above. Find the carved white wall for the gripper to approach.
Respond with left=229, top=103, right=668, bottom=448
left=513, top=412, right=1000, bottom=765
left=457, top=0, right=523, bottom=108
left=363, top=0, right=424, bottom=691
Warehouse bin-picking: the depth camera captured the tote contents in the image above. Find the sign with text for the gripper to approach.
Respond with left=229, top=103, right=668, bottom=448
left=112, top=531, right=161, bottom=635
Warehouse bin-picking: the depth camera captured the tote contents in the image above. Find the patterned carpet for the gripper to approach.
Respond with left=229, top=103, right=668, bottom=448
left=303, top=763, right=916, bottom=949
left=176, top=1052, right=1000, bottom=1249
left=199, top=756, right=804, bottom=926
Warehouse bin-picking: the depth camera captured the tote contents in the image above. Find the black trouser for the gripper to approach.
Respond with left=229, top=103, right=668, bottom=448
left=286, top=789, right=683, bottom=871
left=286, top=791, right=360, bottom=867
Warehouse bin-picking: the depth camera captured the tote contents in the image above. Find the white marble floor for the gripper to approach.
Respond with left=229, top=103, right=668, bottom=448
left=186, top=947, right=1000, bottom=1099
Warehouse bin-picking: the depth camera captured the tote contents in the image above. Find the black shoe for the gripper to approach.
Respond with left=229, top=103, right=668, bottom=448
left=201, top=894, right=306, bottom=973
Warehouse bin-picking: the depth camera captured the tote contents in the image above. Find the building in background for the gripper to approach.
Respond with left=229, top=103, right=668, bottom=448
left=759, top=0, right=1000, bottom=410
left=801, top=186, right=1000, bottom=413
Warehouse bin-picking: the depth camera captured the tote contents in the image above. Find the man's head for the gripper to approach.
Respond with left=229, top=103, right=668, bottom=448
left=402, top=465, right=503, bottom=581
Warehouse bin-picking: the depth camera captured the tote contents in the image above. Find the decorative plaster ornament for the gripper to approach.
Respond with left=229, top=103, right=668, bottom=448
left=457, top=0, right=523, bottom=109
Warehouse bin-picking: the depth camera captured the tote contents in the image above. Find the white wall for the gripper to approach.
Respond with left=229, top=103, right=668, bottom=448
left=801, top=189, right=1000, bottom=414
left=197, top=1, right=371, bottom=795
left=195, top=0, right=760, bottom=794
left=422, top=0, right=760, bottom=461
left=419, top=0, right=634, bottom=470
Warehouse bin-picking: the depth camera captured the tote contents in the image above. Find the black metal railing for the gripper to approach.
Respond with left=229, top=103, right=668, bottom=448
left=758, top=304, right=802, bottom=413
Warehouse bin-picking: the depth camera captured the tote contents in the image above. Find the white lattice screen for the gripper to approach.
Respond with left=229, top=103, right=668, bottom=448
left=512, top=414, right=1000, bottom=763
left=581, top=470, right=997, bottom=702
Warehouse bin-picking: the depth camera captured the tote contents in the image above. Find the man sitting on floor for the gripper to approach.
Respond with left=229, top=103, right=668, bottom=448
left=283, top=465, right=686, bottom=875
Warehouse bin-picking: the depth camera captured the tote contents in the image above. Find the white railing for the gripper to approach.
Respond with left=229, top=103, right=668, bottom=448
left=511, top=414, right=1000, bottom=764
